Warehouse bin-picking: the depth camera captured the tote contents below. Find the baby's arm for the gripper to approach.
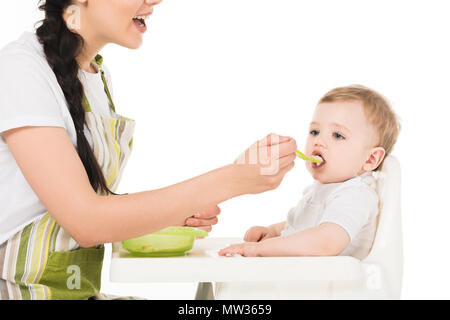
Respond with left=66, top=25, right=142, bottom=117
left=244, top=221, right=286, bottom=242
left=219, top=222, right=349, bottom=257
left=256, top=222, right=350, bottom=257
left=268, top=221, right=286, bottom=236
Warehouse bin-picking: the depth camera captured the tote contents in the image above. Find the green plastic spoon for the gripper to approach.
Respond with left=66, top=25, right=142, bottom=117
left=296, top=150, right=323, bottom=163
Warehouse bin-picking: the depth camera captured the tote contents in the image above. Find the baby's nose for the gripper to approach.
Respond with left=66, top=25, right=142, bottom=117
left=314, top=136, right=327, bottom=148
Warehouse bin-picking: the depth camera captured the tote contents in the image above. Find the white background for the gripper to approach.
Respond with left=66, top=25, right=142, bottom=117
left=1, top=0, right=449, bottom=299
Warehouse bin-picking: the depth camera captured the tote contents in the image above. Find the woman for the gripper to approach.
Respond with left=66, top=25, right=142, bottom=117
left=0, top=0, right=297, bottom=299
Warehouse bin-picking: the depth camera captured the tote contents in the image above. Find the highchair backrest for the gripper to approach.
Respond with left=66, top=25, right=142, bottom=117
left=363, top=155, right=403, bottom=298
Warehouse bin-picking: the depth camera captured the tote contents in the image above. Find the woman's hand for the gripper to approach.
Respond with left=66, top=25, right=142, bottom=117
left=218, top=242, right=259, bottom=257
left=232, top=133, right=297, bottom=195
left=184, top=205, right=221, bottom=236
left=244, top=226, right=277, bottom=242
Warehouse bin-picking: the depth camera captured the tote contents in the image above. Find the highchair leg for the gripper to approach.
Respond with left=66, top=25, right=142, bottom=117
left=195, top=282, right=215, bottom=300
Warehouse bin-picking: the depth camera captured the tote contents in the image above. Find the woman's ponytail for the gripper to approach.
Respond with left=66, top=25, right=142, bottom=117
left=35, top=0, right=118, bottom=196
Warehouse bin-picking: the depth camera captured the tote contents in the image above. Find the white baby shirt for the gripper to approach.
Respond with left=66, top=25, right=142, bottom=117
left=280, top=172, right=379, bottom=260
left=0, top=31, right=115, bottom=245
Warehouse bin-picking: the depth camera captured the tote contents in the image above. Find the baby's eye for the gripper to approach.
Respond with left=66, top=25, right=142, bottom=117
left=310, top=129, right=319, bottom=136
left=333, top=132, right=345, bottom=140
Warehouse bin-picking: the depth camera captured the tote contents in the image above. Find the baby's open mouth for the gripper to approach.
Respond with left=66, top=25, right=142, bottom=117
left=311, top=152, right=326, bottom=168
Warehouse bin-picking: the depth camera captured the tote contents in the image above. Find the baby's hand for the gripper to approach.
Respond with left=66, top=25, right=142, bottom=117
left=244, top=226, right=276, bottom=242
left=218, top=242, right=259, bottom=257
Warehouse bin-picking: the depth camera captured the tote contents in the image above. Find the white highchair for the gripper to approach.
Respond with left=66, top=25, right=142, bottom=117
left=209, top=155, right=403, bottom=299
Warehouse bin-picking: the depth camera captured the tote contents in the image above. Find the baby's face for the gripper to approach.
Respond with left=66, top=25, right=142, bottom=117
left=305, top=100, right=380, bottom=184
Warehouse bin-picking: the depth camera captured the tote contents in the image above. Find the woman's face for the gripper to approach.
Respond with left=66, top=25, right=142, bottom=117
left=75, top=0, right=162, bottom=49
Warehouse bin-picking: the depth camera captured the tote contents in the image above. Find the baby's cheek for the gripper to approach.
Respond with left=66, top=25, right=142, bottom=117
left=333, top=156, right=350, bottom=172
left=326, top=156, right=352, bottom=180
left=338, top=155, right=363, bottom=177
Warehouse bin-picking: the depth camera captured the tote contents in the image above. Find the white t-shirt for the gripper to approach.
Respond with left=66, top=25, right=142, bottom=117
left=0, top=31, right=115, bottom=245
left=280, top=172, right=379, bottom=260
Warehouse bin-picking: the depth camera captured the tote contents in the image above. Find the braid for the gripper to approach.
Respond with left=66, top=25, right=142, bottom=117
left=35, top=0, right=118, bottom=196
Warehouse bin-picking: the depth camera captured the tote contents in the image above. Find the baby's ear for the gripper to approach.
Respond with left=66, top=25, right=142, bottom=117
left=363, top=147, right=385, bottom=171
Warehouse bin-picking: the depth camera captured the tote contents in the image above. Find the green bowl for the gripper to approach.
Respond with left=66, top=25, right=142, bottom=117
left=122, top=226, right=208, bottom=257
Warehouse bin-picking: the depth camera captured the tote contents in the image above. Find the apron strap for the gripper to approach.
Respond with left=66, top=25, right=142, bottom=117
left=81, top=54, right=116, bottom=114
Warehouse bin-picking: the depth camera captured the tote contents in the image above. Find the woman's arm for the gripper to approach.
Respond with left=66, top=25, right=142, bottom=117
left=89, top=164, right=238, bottom=246
left=3, top=127, right=296, bottom=247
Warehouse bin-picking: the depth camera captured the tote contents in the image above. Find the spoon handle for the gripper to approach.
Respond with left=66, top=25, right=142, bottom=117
left=296, top=150, right=322, bottom=163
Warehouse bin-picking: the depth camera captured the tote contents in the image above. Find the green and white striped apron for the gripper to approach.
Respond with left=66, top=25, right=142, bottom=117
left=0, top=54, right=137, bottom=300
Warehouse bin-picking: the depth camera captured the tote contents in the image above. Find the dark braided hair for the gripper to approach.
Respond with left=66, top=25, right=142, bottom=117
left=35, top=0, right=118, bottom=196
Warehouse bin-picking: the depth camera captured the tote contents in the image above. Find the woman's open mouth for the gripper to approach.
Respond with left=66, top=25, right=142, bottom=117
left=311, top=152, right=326, bottom=169
left=132, top=15, right=149, bottom=33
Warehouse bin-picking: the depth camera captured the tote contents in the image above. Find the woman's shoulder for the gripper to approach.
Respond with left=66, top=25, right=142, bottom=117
left=0, top=32, right=64, bottom=98
left=0, top=31, right=51, bottom=77
left=1, top=31, right=44, bottom=59
left=0, top=32, right=70, bottom=131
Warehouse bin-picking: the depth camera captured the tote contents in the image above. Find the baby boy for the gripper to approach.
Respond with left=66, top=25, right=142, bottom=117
left=219, top=85, right=401, bottom=260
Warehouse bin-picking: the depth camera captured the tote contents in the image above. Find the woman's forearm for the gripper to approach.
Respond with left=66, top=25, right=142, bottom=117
left=80, top=164, right=239, bottom=247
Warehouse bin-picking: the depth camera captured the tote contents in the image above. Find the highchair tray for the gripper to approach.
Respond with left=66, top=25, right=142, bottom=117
left=110, top=237, right=363, bottom=283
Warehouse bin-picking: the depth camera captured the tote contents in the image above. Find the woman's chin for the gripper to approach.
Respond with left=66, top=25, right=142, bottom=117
left=125, top=39, right=143, bottom=50
left=116, top=35, right=143, bottom=50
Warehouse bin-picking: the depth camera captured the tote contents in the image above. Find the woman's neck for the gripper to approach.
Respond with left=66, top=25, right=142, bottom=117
left=73, top=26, right=106, bottom=74
left=77, top=42, right=103, bottom=74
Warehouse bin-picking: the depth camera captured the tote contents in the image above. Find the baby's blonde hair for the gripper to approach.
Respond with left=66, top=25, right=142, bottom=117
left=318, top=85, right=401, bottom=171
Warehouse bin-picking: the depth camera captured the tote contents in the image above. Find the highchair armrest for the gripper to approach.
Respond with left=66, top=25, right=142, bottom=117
left=110, top=237, right=363, bottom=283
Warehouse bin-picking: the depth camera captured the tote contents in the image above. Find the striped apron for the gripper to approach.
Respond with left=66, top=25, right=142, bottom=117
left=0, top=54, right=136, bottom=300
